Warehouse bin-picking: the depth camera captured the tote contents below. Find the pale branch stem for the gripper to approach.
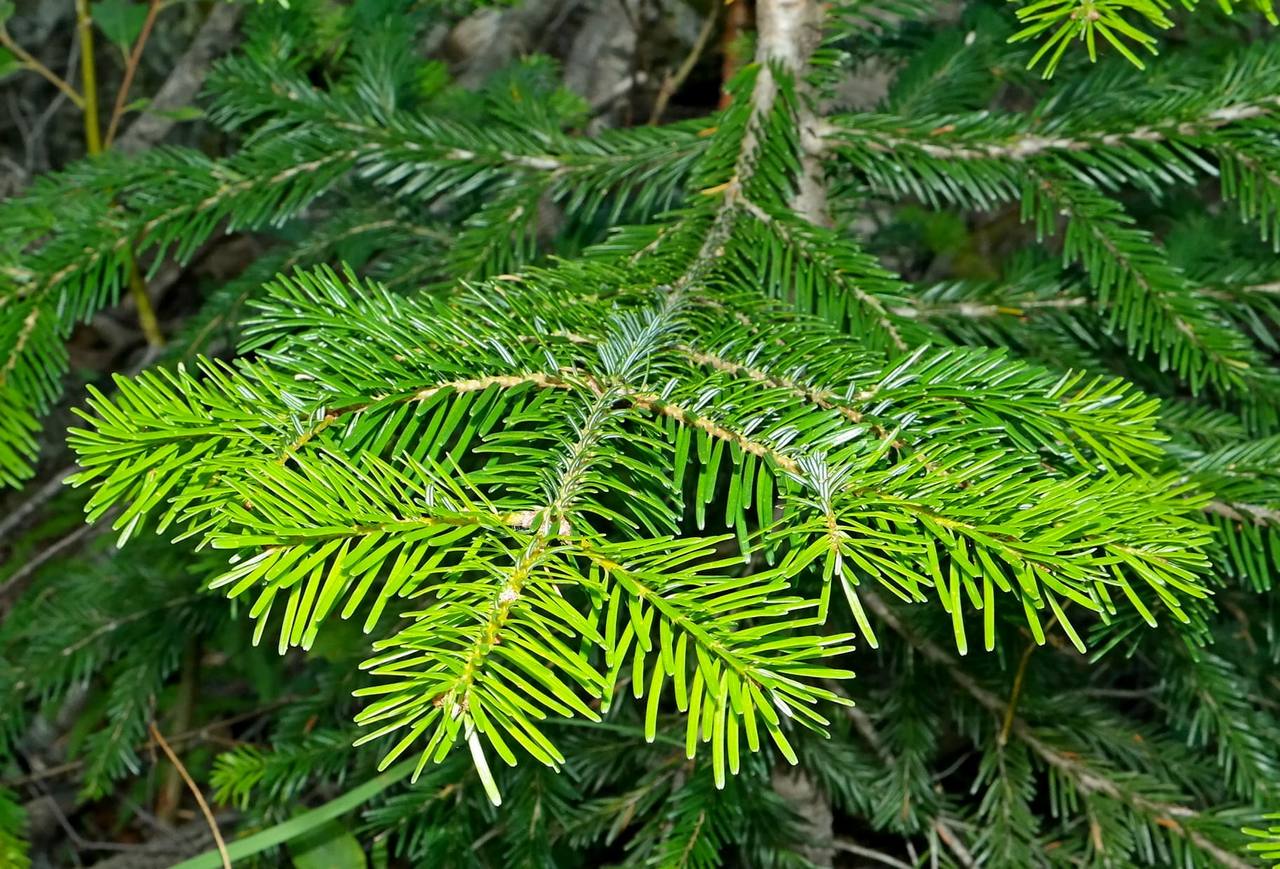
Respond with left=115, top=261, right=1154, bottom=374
left=448, top=538, right=548, bottom=720
left=0, top=520, right=99, bottom=606
left=755, top=0, right=829, bottom=225
left=892, top=295, right=1092, bottom=320
left=681, top=343, right=978, bottom=492
left=277, top=371, right=571, bottom=462
left=447, top=389, right=625, bottom=729
left=9, top=148, right=361, bottom=307
left=832, top=838, right=913, bottom=869
left=265, top=362, right=1119, bottom=591
left=858, top=587, right=1253, bottom=869
left=57, top=594, right=200, bottom=658
left=276, top=363, right=805, bottom=502
left=0, top=305, right=40, bottom=385
left=156, top=637, right=200, bottom=823
left=934, top=817, right=976, bottom=868
left=622, top=0, right=830, bottom=306
left=1199, top=279, right=1280, bottom=300
left=1214, top=140, right=1280, bottom=193
left=820, top=94, right=1280, bottom=162
left=680, top=344, right=872, bottom=423
left=579, top=547, right=762, bottom=685
left=1205, top=498, right=1280, bottom=527
left=736, top=195, right=909, bottom=350
left=892, top=278, right=1280, bottom=324
left=0, top=465, right=76, bottom=544
left=606, top=381, right=800, bottom=475
left=1025, top=168, right=1244, bottom=372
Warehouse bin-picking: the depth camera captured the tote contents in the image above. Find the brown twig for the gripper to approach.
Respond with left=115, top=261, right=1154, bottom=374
left=999, top=625, right=1053, bottom=747
left=116, top=3, right=243, bottom=155
left=95, top=0, right=167, bottom=346
left=149, top=722, right=231, bottom=869
left=0, top=521, right=100, bottom=607
left=649, top=4, right=719, bottom=124
left=156, top=639, right=201, bottom=823
left=832, top=838, right=913, bottom=869
left=934, top=817, right=976, bottom=868
left=719, top=0, right=749, bottom=109
left=0, top=465, right=76, bottom=544
left=104, top=0, right=162, bottom=148
left=3, top=702, right=289, bottom=788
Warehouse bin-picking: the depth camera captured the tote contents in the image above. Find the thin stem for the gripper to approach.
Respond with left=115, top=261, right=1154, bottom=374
left=1000, top=633, right=1043, bottom=746
left=126, top=248, right=165, bottom=346
left=76, top=0, right=166, bottom=346
left=105, top=0, right=162, bottom=147
left=649, top=4, right=719, bottom=124
left=75, top=0, right=102, bottom=155
left=832, top=838, right=914, bottom=869
left=0, top=465, right=76, bottom=544
left=1, top=701, right=292, bottom=788
left=156, top=639, right=201, bottom=823
left=934, top=817, right=976, bottom=868
left=0, top=520, right=100, bottom=607
left=149, top=722, right=231, bottom=869
left=718, top=0, right=748, bottom=109
left=172, top=759, right=416, bottom=869
left=0, top=28, right=86, bottom=108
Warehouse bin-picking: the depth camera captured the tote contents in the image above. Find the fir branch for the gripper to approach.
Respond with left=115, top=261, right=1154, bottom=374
left=859, top=587, right=1253, bottom=869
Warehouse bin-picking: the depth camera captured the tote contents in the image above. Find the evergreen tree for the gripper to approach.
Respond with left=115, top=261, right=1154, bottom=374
left=1, top=0, right=1279, bottom=866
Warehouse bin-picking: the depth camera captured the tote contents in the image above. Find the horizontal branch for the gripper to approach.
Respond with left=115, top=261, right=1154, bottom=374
left=278, top=371, right=572, bottom=461
left=1205, top=498, right=1280, bottom=527
left=819, top=94, right=1280, bottom=163
left=858, top=587, right=1252, bottom=869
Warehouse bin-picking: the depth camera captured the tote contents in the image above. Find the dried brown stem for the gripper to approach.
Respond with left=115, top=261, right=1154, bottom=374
left=105, top=0, right=162, bottom=148
left=649, top=4, right=719, bottom=124
left=149, top=723, right=231, bottom=869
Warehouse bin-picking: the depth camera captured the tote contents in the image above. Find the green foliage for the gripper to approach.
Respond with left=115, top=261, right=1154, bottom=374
left=92, top=0, right=149, bottom=51
left=1246, top=814, right=1280, bottom=868
left=2, top=0, right=1279, bottom=866
left=0, top=529, right=232, bottom=796
left=1008, top=0, right=1278, bottom=76
left=0, top=787, right=29, bottom=869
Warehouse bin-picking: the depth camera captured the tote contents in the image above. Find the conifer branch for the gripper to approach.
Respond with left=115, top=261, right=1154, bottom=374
left=2, top=5, right=1272, bottom=860
left=858, top=587, right=1253, bottom=869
